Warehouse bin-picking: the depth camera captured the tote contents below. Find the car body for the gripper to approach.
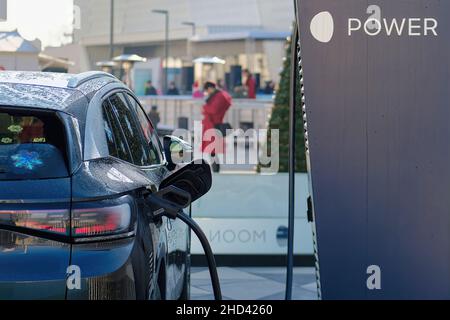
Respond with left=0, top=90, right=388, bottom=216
left=0, top=71, right=190, bottom=300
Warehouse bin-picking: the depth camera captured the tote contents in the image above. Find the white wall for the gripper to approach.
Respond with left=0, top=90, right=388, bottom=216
left=191, top=173, right=314, bottom=255
left=74, top=0, right=294, bottom=44
left=0, top=0, right=6, bottom=21
left=187, top=0, right=261, bottom=26
left=0, top=52, right=39, bottom=71
left=75, top=0, right=192, bottom=45
left=263, top=40, right=286, bottom=84
left=257, top=0, right=295, bottom=31
left=44, top=43, right=90, bottom=73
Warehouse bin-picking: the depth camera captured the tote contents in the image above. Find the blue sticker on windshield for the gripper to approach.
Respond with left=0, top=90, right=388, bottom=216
left=11, top=150, right=43, bottom=170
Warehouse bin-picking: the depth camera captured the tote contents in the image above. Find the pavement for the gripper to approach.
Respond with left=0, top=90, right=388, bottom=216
left=190, top=267, right=318, bottom=300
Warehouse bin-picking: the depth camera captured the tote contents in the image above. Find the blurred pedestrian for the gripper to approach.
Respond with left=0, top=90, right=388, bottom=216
left=243, top=69, right=256, bottom=99
left=166, top=81, right=180, bottom=95
left=263, top=80, right=275, bottom=95
left=148, top=105, right=160, bottom=128
left=201, top=81, right=232, bottom=172
left=192, top=81, right=204, bottom=99
left=144, top=80, right=158, bottom=96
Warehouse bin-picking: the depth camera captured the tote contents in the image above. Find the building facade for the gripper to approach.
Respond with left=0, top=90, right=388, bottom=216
left=72, top=0, right=295, bottom=94
left=0, top=30, right=40, bottom=71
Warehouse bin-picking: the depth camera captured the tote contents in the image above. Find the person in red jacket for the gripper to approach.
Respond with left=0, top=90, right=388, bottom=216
left=243, top=69, right=257, bottom=99
left=201, top=81, right=232, bottom=171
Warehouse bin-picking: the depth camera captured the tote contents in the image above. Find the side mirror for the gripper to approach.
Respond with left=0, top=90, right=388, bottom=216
left=160, top=159, right=212, bottom=205
left=163, top=135, right=193, bottom=171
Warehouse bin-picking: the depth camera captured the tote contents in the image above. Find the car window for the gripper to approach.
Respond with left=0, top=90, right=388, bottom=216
left=102, top=100, right=132, bottom=163
left=126, top=94, right=163, bottom=165
left=0, top=108, right=68, bottom=180
left=108, top=93, right=151, bottom=166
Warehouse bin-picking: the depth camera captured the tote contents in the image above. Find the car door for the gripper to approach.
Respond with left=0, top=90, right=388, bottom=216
left=124, top=93, right=189, bottom=300
left=102, top=92, right=168, bottom=297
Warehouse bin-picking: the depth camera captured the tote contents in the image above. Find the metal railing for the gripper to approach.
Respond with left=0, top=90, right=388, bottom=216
left=138, top=95, right=274, bottom=131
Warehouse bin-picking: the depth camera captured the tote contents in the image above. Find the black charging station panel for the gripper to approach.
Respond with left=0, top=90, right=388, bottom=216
left=296, top=0, right=450, bottom=299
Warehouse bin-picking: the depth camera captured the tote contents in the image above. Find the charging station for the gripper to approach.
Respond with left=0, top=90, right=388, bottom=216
left=296, top=0, right=450, bottom=299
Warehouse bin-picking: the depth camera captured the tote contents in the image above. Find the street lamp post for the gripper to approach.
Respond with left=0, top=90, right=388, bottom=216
left=182, top=21, right=196, bottom=37
left=182, top=21, right=196, bottom=60
left=153, top=9, right=169, bottom=94
left=110, top=0, right=114, bottom=60
left=113, top=54, right=147, bottom=89
left=96, top=60, right=116, bottom=74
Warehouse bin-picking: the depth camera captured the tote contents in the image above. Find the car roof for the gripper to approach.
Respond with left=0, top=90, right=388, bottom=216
left=0, top=71, right=124, bottom=114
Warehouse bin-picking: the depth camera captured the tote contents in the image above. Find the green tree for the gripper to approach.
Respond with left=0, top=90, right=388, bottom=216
left=260, top=35, right=307, bottom=173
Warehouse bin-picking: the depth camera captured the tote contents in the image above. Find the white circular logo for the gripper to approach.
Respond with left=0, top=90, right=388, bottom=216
left=310, top=11, right=334, bottom=43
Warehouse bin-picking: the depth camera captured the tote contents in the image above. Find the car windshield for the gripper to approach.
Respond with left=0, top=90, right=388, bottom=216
left=0, top=108, right=69, bottom=180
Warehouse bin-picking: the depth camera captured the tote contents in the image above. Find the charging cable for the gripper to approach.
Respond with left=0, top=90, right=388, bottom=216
left=176, top=211, right=222, bottom=300
left=146, top=188, right=222, bottom=300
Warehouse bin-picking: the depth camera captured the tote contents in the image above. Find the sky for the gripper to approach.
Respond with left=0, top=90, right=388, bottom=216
left=0, top=0, right=74, bottom=48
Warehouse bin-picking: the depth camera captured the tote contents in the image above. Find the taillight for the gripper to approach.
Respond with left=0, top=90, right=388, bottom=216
left=71, top=203, right=132, bottom=240
left=0, top=208, right=70, bottom=236
left=0, top=196, right=136, bottom=242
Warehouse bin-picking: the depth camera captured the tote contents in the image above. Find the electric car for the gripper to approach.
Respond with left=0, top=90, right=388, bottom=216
left=0, top=71, right=196, bottom=300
